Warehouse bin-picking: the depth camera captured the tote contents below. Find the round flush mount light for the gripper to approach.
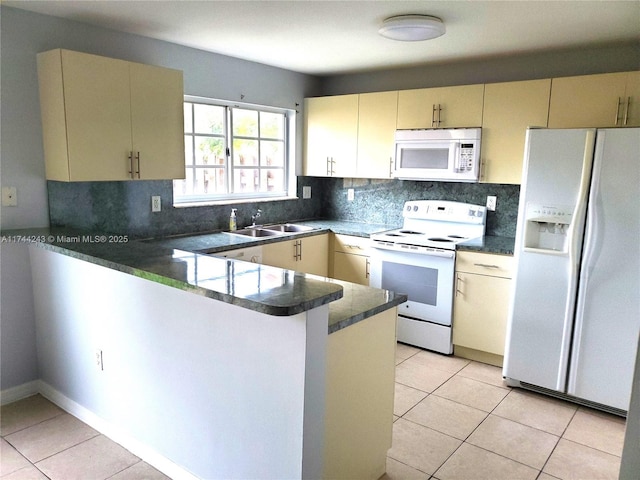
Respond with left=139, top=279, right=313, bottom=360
left=379, top=14, right=446, bottom=41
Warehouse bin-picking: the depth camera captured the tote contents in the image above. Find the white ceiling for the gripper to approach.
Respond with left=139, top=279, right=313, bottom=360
left=5, top=0, right=640, bottom=75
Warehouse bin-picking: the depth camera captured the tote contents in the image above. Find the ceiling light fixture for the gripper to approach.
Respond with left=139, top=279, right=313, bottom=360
left=379, top=14, right=446, bottom=42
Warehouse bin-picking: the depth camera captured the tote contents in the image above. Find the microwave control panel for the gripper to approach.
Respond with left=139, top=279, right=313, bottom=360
left=456, top=143, right=475, bottom=172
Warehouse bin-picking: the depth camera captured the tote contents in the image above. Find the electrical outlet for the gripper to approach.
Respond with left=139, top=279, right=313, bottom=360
left=486, top=195, right=497, bottom=211
left=151, top=195, right=161, bottom=212
left=2, top=187, right=17, bottom=207
left=303, top=186, right=311, bottom=199
left=95, top=349, right=104, bottom=371
left=347, top=188, right=355, bottom=201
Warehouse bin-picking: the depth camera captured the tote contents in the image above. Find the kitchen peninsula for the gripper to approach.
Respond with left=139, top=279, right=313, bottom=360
left=6, top=227, right=406, bottom=480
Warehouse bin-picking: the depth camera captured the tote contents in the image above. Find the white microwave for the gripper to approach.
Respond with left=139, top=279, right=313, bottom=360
left=393, top=128, right=482, bottom=182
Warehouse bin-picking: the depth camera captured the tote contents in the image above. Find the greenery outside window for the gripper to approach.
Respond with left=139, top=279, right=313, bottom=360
left=174, top=96, right=294, bottom=204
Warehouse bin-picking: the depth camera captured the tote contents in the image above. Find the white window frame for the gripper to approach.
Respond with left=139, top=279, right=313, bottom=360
left=174, top=95, right=296, bottom=205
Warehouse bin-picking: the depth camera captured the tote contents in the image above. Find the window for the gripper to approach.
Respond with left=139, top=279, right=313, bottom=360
left=174, top=96, right=294, bottom=204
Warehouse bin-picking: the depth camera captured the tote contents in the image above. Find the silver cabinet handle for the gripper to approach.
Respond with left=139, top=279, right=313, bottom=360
left=135, top=152, right=141, bottom=179
left=437, top=103, right=442, bottom=127
left=455, top=273, right=463, bottom=297
left=615, top=97, right=624, bottom=125
left=365, top=258, right=370, bottom=279
left=389, top=157, right=394, bottom=178
left=128, top=151, right=134, bottom=179
left=473, top=263, right=500, bottom=269
left=432, top=103, right=437, bottom=127
left=326, top=157, right=331, bottom=176
left=624, top=97, right=631, bottom=125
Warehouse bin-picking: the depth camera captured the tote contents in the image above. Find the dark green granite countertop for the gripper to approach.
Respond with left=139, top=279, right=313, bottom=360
left=1, top=226, right=407, bottom=332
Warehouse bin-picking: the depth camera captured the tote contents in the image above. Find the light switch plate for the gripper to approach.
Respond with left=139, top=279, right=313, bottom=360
left=151, top=196, right=161, bottom=212
left=302, top=186, right=311, bottom=199
left=347, top=188, right=355, bottom=201
left=486, top=195, right=497, bottom=211
left=2, top=187, right=17, bottom=207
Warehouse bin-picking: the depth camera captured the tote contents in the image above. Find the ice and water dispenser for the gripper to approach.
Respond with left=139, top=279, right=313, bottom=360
left=523, top=204, right=574, bottom=253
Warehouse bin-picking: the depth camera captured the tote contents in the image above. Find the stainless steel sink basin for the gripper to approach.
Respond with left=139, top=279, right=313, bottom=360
left=224, top=223, right=317, bottom=238
left=262, top=223, right=317, bottom=233
left=227, top=228, right=283, bottom=238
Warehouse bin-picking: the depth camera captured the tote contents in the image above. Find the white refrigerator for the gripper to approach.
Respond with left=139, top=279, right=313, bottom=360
left=503, top=127, right=640, bottom=412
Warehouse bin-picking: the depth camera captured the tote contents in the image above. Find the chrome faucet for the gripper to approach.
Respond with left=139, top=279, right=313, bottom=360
left=251, top=209, right=262, bottom=226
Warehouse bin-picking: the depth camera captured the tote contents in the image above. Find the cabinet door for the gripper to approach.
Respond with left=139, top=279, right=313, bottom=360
left=333, top=251, right=369, bottom=285
left=304, top=95, right=358, bottom=177
left=623, top=71, right=640, bottom=127
left=356, top=91, right=398, bottom=179
left=130, top=63, right=185, bottom=180
left=262, top=239, right=297, bottom=270
left=61, top=50, right=133, bottom=181
left=548, top=72, right=628, bottom=128
left=397, top=84, right=484, bottom=129
left=481, top=79, right=551, bottom=184
left=298, top=234, right=329, bottom=276
left=453, top=272, right=511, bottom=356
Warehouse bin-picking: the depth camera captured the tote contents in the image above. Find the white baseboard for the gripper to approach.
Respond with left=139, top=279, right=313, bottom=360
left=3, top=381, right=199, bottom=480
left=0, top=380, right=39, bottom=405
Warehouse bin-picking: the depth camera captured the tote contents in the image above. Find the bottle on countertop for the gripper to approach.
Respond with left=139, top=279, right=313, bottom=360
left=229, top=208, right=237, bottom=231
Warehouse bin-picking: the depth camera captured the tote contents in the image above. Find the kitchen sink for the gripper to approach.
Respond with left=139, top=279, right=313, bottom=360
left=227, top=228, right=283, bottom=238
left=262, top=223, right=317, bottom=233
left=225, top=223, right=318, bottom=238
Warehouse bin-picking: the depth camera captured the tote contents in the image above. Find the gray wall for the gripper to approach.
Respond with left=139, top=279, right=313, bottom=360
left=320, top=41, right=640, bottom=95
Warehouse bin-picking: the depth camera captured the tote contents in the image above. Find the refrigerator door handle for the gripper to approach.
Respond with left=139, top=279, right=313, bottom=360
left=556, top=130, right=597, bottom=391
left=567, top=132, right=605, bottom=394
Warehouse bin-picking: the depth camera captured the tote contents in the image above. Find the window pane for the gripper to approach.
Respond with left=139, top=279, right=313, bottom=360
left=184, top=103, right=193, bottom=133
left=234, top=169, right=259, bottom=193
left=233, top=109, right=258, bottom=137
left=175, top=169, right=194, bottom=196
left=194, top=104, right=225, bottom=134
left=233, top=139, right=258, bottom=166
left=261, top=169, right=284, bottom=192
left=185, top=135, right=193, bottom=166
left=195, top=137, right=225, bottom=166
left=260, top=112, right=284, bottom=139
left=196, top=167, right=227, bottom=195
left=261, top=140, right=284, bottom=167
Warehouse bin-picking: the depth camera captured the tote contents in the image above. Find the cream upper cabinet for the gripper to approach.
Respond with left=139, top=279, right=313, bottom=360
left=37, top=49, right=184, bottom=182
left=548, top=71, right=640, bottom=128
left=356, top=91, right=398, bottom=179
left=480, top=79, right=551, bottom=185
left=453, top=251, right=513, bottom=366
left=304, top=95, right=358, bottom=177
left=262, top=234, right=329, bottom=277
left=397, top=84, right=485, bottom=129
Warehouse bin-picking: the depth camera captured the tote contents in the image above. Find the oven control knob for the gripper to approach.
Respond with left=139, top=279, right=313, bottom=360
left=406, top=205, right=412, bottom=212
left=413, top=205, right=419, bottom=212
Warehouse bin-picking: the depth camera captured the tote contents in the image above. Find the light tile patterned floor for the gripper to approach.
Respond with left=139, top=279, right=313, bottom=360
left=385, top=343, right=626, bottom=480
left=0, top=343, right=627, bottom=479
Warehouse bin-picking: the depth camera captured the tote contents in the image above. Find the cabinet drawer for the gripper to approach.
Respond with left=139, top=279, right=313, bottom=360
left=333, top=234, right=371, bottom=254
left=456, top=251, right=513, bottom=278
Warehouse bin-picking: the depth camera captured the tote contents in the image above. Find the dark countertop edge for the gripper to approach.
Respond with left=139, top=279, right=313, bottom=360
left=328, top=293, right=408, bottom=334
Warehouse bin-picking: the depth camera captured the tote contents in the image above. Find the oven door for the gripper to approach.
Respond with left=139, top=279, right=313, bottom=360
left=369, top=247, right=455, bottom=326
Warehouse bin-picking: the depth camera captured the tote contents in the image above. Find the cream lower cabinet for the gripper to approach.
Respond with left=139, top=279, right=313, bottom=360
left=548, top=71, right=640, bottom=128
left=480, top=79, right=551, bottom=184
left=453, top=251, right=513, bottom=367
left=37, top=49, right=184, bottom=181
left=397, top=84, right=485, bottom=129
left=261, top=234, right=329, bottom=276
left=331, top=234, right=371, bottom=285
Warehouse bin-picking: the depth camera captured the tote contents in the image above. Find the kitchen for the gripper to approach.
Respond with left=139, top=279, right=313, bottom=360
left=1, top=2, right=640, bottom=479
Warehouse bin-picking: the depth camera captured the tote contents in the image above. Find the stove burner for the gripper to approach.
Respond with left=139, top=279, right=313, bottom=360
left=447, top=235, right=466, bottom=239
left=428, top=237, right=454, bottom=242
left=385, top=233, right=404, bottom=237
left=398, top=230, right=424, bottom=235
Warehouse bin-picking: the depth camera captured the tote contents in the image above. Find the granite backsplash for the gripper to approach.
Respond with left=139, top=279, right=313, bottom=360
left=48, top=176, right=519, bottom=238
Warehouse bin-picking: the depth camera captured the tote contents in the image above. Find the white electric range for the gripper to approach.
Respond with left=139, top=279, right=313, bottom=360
left=369, top=200, right=486, bottom=354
